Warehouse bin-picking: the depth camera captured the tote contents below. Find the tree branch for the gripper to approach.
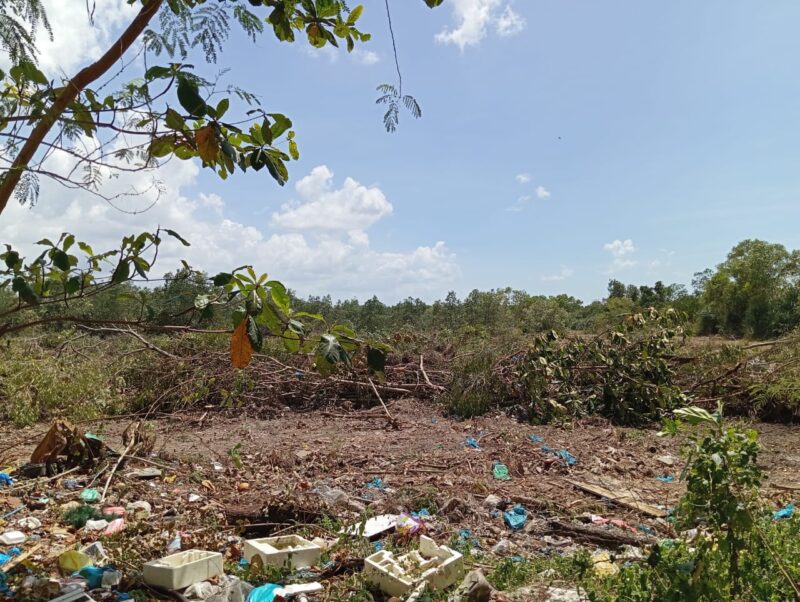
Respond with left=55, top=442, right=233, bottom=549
left=0, top=0, right=164, bottom=214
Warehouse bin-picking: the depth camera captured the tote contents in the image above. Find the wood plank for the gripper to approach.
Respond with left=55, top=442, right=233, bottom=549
left=565, top=478, right=668, bottom=518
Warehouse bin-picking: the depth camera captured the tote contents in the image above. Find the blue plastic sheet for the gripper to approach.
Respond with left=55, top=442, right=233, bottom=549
left=528, top=434, right=544, bottom=443
left=247, top=584, right=282, bottom=602
left=656, top=475, right=674, bottom=483
left=465, top=437, right=481, bottom=449
left=0, top=473, right=13, bottom=487
left=504, top=504, right=527, bottom=530
left=774, top=502, right=795, bottom=520
left=366, top=477, right=385, bottom=491
left=554, top=449, right=577, bottom=466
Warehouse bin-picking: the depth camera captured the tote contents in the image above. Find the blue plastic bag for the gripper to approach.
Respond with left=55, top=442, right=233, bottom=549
left=366, top=477, right=385, bottom=491
left=656, top=475, right=674, bottom=483
left=554, top=449, right=577, bottom=466
left=247, top=584, right=283, bottom=602
left=465, top=437, right=480, bottom=449
left=528, top=434, right=544, bottom=443
left=0, top=473, right=13, bottom=487
left=774, top=502, right=795, bottom=520
left=503, top=504, right=527, bottom=530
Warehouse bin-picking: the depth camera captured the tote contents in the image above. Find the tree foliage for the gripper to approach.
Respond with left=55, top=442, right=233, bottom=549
left=0, top=0, right=443, bottom=212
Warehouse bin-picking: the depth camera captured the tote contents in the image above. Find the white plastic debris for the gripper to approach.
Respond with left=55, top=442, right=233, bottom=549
left=84, top=520, right=109, bottom=532
left=143, top=550, right=224, bottom=590
left=0, top=530, right=26, bottom=545
left=18, top=516, right=42, bottom=530
left=243, top=535, right=321, bottom=569
left=363, top=535, right=464, bottom=597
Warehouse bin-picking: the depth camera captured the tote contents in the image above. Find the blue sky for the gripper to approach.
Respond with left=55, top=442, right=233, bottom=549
left=4, top=0, right=800, bottom=302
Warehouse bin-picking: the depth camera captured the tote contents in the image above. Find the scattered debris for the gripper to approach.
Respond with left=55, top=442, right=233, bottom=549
left=565, top=479, right=668, bottom=517
left=774, top=502, right=794, bottom=520
left=503, top=505, right=527, bottom=530
left=492, top=461, right=511, bottom=481
left=143, top=550, right=224, bottom=590
left=243, top=535, right=321, bottom=569
left=364, top=535, right=464, bottom=597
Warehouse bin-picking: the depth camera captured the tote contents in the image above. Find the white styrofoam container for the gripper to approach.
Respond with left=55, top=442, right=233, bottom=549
left=363, top=535, right=464, bottom=597
left=142, top=550, right=224, bottom=590
left=243, top=535, right=321, bottom=569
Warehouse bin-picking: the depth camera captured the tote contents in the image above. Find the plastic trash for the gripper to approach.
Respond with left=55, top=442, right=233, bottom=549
left=80, top=488, right=100, bottom=503
left=85, top=520, right=109, bottom=531
left=483, top=494, right=502, bottom=509
left=397, top=513, right=424, bottom=536
left=63, top=479, right=80, bottom=490
left=774, top=503, right=794, bottom=520
left=503, top=505, right=527, bottom=530
left=103, top=518, right=125, bottom=535
left=0, top=530, right=26, bottom=545
left=465, top=437, right=481, bottom=449
left=313, top=484, right=349, bottom=506
left=528, top=434, right=544, bottom=443
left=246, top=583, right=282, bottom=602
left=553, top=449, right=577, bottom=466
left=656, top=475, right=674, bottom=483
left=102, top=570, right=122, bottom=587
left=167, top=535, right=181, bottom=553
left=81, top=542, right=108, bottom=563
left=491, top=539, right=512, bottom=555
left=0, top=472, right=14, bottom=487
left=126, top=500, right=152, bottom=518
left=79, top=566, right=109, bottom=589
left=591, top=550, right=619, bottom=576
left=492, top=461, right=511, bottom=481
left=366, top=477, right=386, bottom=491
left=18, top=516, right=41, bottom=530
left=188, top=493, right=203, bottom=503
left=59, top=550, right=93, bottom=573
left=457, top=528, right=480, bottom=548
left=412, top=508, right=431, bottom=518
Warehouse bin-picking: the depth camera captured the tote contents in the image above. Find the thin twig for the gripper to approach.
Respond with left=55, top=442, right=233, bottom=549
left=101, top=441, right=134, bottom=502
left=368, top=377, right=396, bottom=424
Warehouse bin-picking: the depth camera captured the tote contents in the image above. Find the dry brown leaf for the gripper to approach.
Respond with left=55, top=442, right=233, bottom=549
left=230, top=319, right=253, bottom=369
left=195, top=124, right=219, bottom=163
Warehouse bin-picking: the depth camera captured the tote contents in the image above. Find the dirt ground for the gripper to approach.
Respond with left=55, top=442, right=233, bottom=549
left=1, top=399, right=799, bottom=599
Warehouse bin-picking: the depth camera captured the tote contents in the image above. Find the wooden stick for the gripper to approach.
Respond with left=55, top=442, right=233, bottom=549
left=101, top=441, right=134, bottom=502
left=420, top=354, right=444, bottom=390
left=368, top=378, right=395, bottom=420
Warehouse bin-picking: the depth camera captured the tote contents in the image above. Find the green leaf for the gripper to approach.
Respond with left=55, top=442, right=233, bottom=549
left=145, top=65, right=173, bottom=80
left=232, top=307, right=247, bottom=328
left=65, top=276, right=81, bottom=295
left=111, top=260, right=130, bottom=284
left=268, top=113, right=292, bottom=139
left=212, top=272, right=234, bottom=287
left=163, top=229, right=190, bottom=246
left=165, top=108, right=186, bottom=130
left=283, top=329, right=301, bottom=353
left=287, top=319, right=305, bottom=336
left=319, top=333, right=348, bottom=366
left=367, top=347, right=386, bottom=378
left=52, top=250, right=70, bottom=271
left=246, top=315, right=263, bottom=351
left=62, top=234, right=75, bottom=252
left=3, top=250, right=20, bottom=270
left=177, top=76, right=207, bottom=118
left=674, top=406, right=717, bottom=426
left=11, top=276, right=37, bottom=304
left=256, top=303, right=284, bottom=334
left=268, top=281, right=290, bottom=313
left=215, top=98, right=230, bottom=119
left=288, top=138, right=299, bottom=160
left=347, top=5, right=364, bottom=24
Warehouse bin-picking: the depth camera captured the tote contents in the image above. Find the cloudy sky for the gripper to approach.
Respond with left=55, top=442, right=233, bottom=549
left=3, top=0, right=800, bottom=302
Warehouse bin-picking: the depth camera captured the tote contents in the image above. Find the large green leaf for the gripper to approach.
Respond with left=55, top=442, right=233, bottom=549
left=177, top=76, right=207, bottom=118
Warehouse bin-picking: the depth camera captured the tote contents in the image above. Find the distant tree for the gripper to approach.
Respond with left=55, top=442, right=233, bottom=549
left=608, top=279, right=626, bottom=299
left=698, top=239, right=800, bottom=338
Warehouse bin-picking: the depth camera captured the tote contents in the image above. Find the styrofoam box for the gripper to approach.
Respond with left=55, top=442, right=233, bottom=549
left=363, top=535, right=464, bottom=597
left=243, top=534, right=321, bottom=569
left=143, top=550, right=224, bottom=590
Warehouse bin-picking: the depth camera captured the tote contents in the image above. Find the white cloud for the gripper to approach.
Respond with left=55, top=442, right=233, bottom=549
left=603, top=239, right=637, bottom=271
left=435, top=0, right=526, bottom=51
left=271, top=166, right=392, bottom=232
left=0, top=159, right=459, bottom=302
left=536, top=185, right=551, bottom=199
left=603, top=239, right=636, bottom=258
left=506, top=195, right=532, bottom=212
left=515, top=173, right=531, bottom=184
left=33, top=0, right=137, bottom=76
left=542, top=266, right=574, bottom=282
left=352, top=48, right=380, bottom=65
left=495, top=5, right=526, bottom=37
